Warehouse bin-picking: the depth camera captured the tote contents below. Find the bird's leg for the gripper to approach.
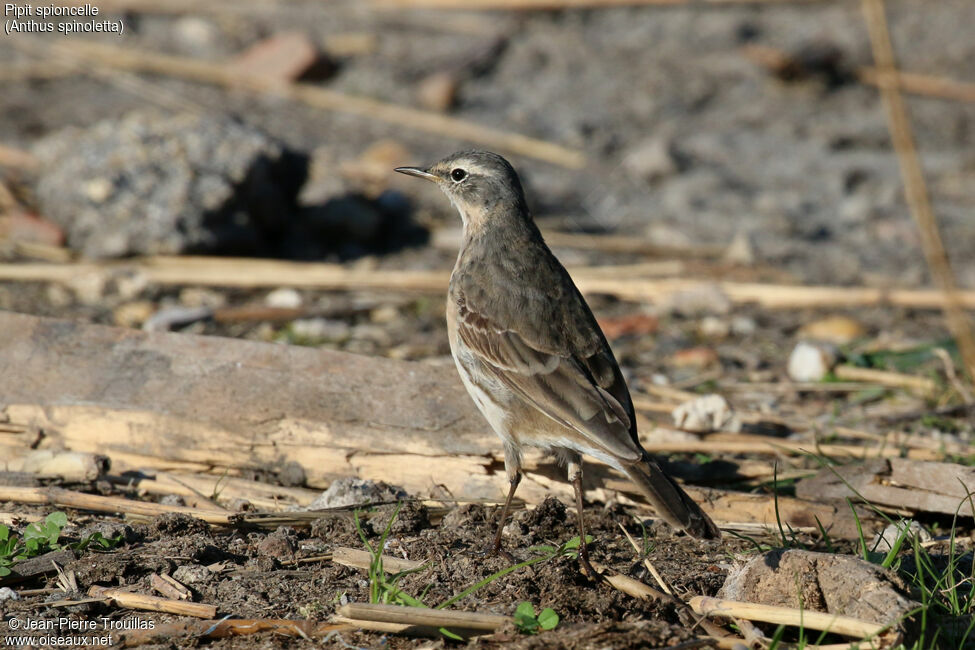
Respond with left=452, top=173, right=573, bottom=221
left=487, top=472, right=521, bottom=557
left=568, top=458, right=601, bottom=580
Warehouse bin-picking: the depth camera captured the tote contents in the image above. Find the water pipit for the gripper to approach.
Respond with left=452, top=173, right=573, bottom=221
left=396, top=151, right=720, bottom=576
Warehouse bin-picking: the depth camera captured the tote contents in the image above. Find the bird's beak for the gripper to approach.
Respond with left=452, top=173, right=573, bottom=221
left=394, top=166, right=439, bottom=182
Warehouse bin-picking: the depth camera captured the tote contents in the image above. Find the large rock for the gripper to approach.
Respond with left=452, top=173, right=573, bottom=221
left=719, top=549, right=918, bottom=628
left=33, top=111, right=307, bottom=258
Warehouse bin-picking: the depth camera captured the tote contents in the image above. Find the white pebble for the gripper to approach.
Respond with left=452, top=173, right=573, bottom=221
left=787, top=341, right=837, bottom=382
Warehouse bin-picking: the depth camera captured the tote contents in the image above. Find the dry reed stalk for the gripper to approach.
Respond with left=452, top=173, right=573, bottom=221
left=642, top=432, right=945, bottom=461
left=3, top=258, right=975, bottom=311
left=336, top=603, right=507, bottom=632
left=858, top=67, right=975, bottom=104
left=0, top=144, right=38, bottom=170
left=0, top=486, right=232, bottom=525
left=331, top=546, right=427, bottom=573
left=833, top=364, right=938, bottom=395
left=690, top=596, right=887, bottom=639
left=860, top=0, right=975, bottom=383
left=88, top=585, right=218, bottom=618
left=149, top=573, right=192, bottom=601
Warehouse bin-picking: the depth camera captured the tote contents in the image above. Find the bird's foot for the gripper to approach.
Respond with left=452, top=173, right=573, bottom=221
left=577, top=546, right=605, bottom=583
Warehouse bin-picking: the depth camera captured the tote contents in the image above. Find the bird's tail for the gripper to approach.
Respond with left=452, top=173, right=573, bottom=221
left=621, top=453, right=721, bottom=540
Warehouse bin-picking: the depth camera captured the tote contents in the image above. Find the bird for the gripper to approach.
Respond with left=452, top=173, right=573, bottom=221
left=395, top=151, right=720, bottom=576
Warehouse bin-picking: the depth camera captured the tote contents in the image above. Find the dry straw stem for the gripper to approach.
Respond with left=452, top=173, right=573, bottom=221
left=4, top=257, right=975, bottom=311
left=149, top=573, right=192, bottom=601
left=857, top=67, right=975, bottom=104
left=641, top=432, right=945, bottom=461
left=87, top=585, right=218, bottom=618
left=617, top=523, right=673, bottom=595
left=690, top=596, right=886, bottom=639
left=833, top=364, right=938, bottom=395
left=0, top=144, right=39, bottom=170
left=35, top=38, right=583, bottom=169
left=336, top=603, right=508, bottom=632
left=0, top=486, right=232, bottom=525
left=860, top=0, right=975, bottom=382
left=331, top=546, right=427, bottom=573
left=111, top=471, right=320, bottom=511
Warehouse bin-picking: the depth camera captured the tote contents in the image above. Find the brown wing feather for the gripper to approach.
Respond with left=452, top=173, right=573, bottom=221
left=455, top=293, right=641, bottom=461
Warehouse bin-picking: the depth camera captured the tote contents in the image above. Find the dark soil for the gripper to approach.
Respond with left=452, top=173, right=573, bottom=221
left=1, top=496, right=747, bottom=648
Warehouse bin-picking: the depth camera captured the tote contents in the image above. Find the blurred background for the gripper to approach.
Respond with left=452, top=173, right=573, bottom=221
left=0, top=0, right=973, bottom=377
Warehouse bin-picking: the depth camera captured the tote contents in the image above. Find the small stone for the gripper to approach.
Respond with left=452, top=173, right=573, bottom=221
left=672, top=394, right=741, bottom=434
left=623, top=135, right=678, bottom=182
left=172, top=563, right=212, bottom=585
left=45, top=283, right=72, bottom=308
left=228, top=31, right=325, bottom=83
left=306, top=477, right=408, bottom=510
left=698, top=316, right=730, bottom=340
left=113, top=301, right=156, bottom=328
left=797, top=316, right=866, bottom=344
left=227, top=498, right=252, bottom=512
left=265, top=287, right=303, bottom=309
left=277, top=460, right=306, bottom=487
left=730, top=316, right=757, bottom=337
left=159, top=494, right=187, bottom=507
left=664, top=283, right=732, bottom=316
left=66, top=270, right=108, bottom=304
left=290, top=318, right=350, bottom=343
left=84, top=178, right=113, bottom=203
left=173, top=16, right=217, bottom=53
left=416, top=71, right=459, bottom=112
left=257, top=527, right=297, bottom=560
left=113, top=270, right=150, bottom=301
left=670, top=346, right=719, bottom=369
left=871, top=520, right=931, bottom=553
left=142, top=306, right=212, bottom=332
left=351, top=323, right=392, bottom=347
left=369, top=304, right=400, bottom=324
left=179, top=287, right=226, bottom=309
left=787, top=341, right=838, bottom=382
left=0, top=587, right=19, bottom=602
left=723, top=231, right=755, bottom=265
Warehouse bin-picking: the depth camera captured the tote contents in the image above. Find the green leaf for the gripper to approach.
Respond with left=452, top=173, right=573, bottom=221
left=438, top=627, right=463, bottom=641
left=559, top=535, right=593, bottom=558
left=46, top=512, right=68, bottom=529
left=513, top=601, right=539, bottom=633
left=514, top=601, right=536, bottom=621
left=537, top=608, right=559, bottom=630
left=0, top=524, right=9, bottom=543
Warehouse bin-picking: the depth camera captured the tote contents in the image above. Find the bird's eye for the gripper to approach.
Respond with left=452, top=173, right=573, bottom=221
left=450, top=168, right=468, bottom=182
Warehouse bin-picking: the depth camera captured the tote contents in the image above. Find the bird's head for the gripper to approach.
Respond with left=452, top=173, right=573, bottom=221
left=395, top=150, right=528, bottom=231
